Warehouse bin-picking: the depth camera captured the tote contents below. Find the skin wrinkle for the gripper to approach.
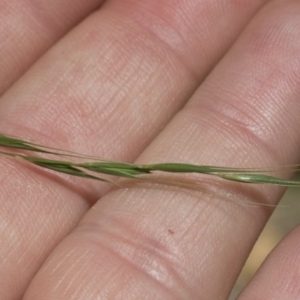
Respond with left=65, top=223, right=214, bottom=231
left=81, top=219, right=185, bottom=276
left=20, top=1, right=62, bottom=35
left=193, top=72, right=296, bottom=144
left=118, top=24, right=191, bottom=89
left=77, top=29, right=176, bottom=131
left=197, top=105, right=282, bottom=164
left=194, top=89, right=299, bottom=167
left=76, top=199, right=191, bottom=284
left=108, top=1, right=222, bottom=81
left=24, top=0, right=85, bottom=32
left=77, top=233, right=188, bottom=299
left=245, top=1, right=300, bottom=48
left=82, top=9, right=185, bottom=84
left=121, top=6, right=197, bottom=80
left=176, top=108, right=276, bottom=172
left=0, top=0, right=105, bottom=95
left=252, top=60, right=300, bottom=111
left=41, top=239, right=181, bottom=299
left=89, top=262, right=138, bottom=300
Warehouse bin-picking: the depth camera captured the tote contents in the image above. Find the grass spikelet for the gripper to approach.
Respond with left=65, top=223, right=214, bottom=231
left=0, top=132, right=299, bottom=187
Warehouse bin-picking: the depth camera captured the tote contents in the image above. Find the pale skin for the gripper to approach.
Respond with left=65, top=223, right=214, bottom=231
left=1, top=0, right=300, bottom=299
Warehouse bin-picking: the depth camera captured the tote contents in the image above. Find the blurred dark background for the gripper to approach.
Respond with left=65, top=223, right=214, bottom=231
left=230, top=182, right=300, bottom=299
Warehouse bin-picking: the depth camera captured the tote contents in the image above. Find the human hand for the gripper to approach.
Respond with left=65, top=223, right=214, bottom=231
left=1, top=1, right=300, bottom=299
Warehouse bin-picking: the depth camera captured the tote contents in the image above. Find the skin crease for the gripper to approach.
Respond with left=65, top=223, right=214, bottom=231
left=1, top=0, right=300, bottom=299
left=0, top=0, right=106, bottom=95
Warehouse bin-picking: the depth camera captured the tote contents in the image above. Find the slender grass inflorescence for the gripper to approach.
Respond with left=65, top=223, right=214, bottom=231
left=0, top=133, right=299, bottom=187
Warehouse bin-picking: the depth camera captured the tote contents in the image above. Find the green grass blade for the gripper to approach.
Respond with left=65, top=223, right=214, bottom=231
left=78, top=162, right=151, bottom=178
left=220, top=173, right=300, bottom=186
left=22, top=156, right=108, bottom=181
left=0, top=134, right=51, bottom=153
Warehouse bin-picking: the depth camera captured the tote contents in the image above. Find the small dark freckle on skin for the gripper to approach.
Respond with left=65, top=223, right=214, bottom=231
left=168, top=229, right=174, bottom=234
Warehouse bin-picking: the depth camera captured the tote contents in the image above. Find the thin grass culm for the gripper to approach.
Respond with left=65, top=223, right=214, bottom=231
left=0, top=132, right=300, bottom=187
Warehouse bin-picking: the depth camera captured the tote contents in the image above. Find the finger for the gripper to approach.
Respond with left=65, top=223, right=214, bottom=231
left=23, top=0, right=300, bottom=299
left=0, top=0, right=104, bottom=95
left=0, top=0, right=268, bottom=298
left=0, top=0, right=269, bottom=197
left=238, top=226, right=300, bottom=300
